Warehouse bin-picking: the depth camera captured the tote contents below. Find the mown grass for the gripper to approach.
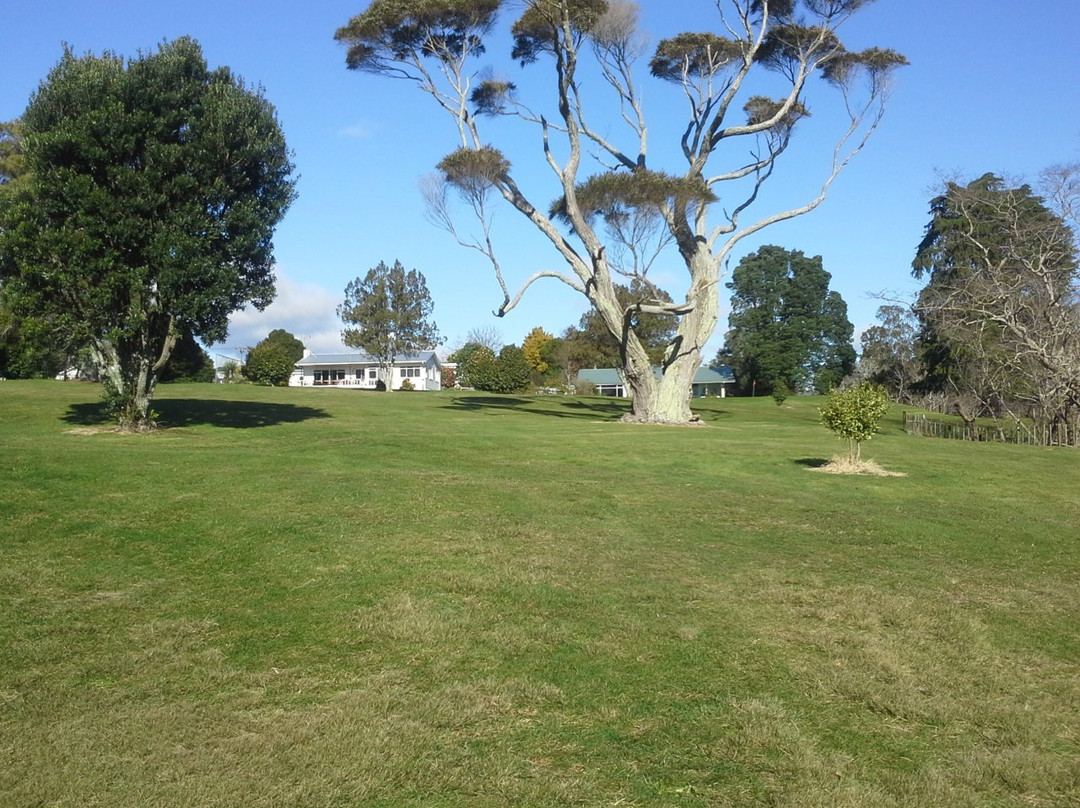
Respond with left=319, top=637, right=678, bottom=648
left=1, top=380, right=1078, bottom=807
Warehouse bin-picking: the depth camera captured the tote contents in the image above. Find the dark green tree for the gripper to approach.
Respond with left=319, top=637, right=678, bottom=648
left=336, top=0, right=904, bottom=424
left=0, top=38, right=296, bottom=430
left=159, top=329, right=214, bottom=383
left=459, top=345, right=496, bottom=390
left=243, top=345, right=294, bottom=386
left=538, top=336, right=567, bottom=385
left=338, top=259, right=441, bottom=390
left=264, top=329, right=306, bottom=364
left=465, top=344, right=532, bottom=393
left=1, top=121, right=63, bottom=378
left=723, top=246, right=855, bottom=395
left=243, top=328, right=305, bottom=386
left=493, top=344, right=532, bottom=393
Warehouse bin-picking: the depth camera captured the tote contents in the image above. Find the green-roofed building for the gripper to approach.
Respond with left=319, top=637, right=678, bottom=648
left=576, top=365, right=734, bottom=398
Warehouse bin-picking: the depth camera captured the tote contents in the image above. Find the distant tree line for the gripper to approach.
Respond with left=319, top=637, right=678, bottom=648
left=445, top=280, right=679, bottom=394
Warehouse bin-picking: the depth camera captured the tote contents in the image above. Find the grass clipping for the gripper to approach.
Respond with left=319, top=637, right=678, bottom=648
left=811, top=454, right=906, bottom=477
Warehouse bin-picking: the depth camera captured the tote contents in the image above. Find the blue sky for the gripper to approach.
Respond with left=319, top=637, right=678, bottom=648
left=3, top=1, right=1079, bottom=361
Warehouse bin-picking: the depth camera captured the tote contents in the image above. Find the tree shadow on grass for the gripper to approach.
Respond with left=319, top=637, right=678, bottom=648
left=63, top=398, right=331, bottom=429
left=794, top=458, right=831, bottom=468
left=446, top=394, right=630, bottom=420
left=445, top=394, right=732, bottom=423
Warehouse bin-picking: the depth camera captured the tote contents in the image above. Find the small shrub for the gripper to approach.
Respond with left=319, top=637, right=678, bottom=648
left=820, top=382, right=891, bottom=461
left=399, top=377, right=415, bottom=391
left=220, top=360, right=242, bottom=383
left=771, top=380, right=790, bottom=406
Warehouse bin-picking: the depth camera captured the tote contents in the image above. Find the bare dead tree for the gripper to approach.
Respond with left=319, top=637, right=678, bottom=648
left=915, top=169, right=1080, bottom=443
left=337, top=0, right=906, bottom=422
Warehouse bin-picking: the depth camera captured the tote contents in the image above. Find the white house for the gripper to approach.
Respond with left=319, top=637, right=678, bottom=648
left=292, top=351, right=442, bottom=391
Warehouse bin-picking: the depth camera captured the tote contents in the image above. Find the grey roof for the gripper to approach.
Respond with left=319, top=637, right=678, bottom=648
left=576, top=367, right=625, bottom=386
left=296, top=351, right=438, bottom=367
left=577, top=365, right=734, bottom=385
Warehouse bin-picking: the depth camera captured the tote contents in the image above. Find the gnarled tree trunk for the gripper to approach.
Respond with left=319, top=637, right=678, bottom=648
left=92, top=313, right=177, bottom=432
left=618, top=250, right=720, bottom=424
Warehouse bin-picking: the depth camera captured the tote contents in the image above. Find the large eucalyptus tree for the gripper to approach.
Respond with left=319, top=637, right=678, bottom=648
left=336, top=0, right=904, bottom=423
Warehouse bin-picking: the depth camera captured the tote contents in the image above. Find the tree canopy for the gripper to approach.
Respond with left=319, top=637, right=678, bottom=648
left=244, top=329, right=306, bottom=386
left=0, top=38, right=296, bottom=429
left=911, top=171, right=1080, bottom=431
left=723, top=245, right=855, bottom=395
left=336, top=0, right=905, bottom=424
left=464, top=343, right=532, bottom=393
left=338, top=259, right=441, bottom=389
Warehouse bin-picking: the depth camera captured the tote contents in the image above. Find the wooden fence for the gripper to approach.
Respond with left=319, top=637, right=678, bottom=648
left=903, top=412, right=1079, bottom=447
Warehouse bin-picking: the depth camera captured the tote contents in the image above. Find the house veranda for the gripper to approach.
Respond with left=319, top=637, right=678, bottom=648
left=292, top=351, right=442, bottom=391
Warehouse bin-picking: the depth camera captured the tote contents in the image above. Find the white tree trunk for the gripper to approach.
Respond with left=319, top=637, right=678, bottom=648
left=620, top=247, right=720, bottom=424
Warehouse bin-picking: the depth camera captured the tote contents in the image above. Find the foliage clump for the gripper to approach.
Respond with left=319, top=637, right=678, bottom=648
left=510, top=0, right=608, bottom=65
left=743, top=95, right=809, bottom=130
left=336, top=0, right=501, bottom=72
left=470, top=79, right=517, bottom=115
left=649, top=33, right=745, bottom=81
left=464, top=344, right=531, bottom=393
left=550, top=170, right=717, bottom=223
left=437, top=146, right=510, bottom=190
left=244, top=329, right=305, bottom=386
left=819, top=382, right=891, bottom=462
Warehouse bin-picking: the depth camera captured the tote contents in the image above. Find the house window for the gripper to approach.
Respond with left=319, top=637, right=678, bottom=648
left=314, top=369, right=345, bottom=384
left=400, top=367, right=421, bottom=378
left=368, top=368, right=378, bottom=380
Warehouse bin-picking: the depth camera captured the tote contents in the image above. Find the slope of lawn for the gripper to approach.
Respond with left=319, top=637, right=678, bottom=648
left=1, top=380, right=1078, bottom=807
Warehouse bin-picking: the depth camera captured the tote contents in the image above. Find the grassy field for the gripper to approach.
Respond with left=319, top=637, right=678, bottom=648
left=1, top=380, right=1078, bottom=807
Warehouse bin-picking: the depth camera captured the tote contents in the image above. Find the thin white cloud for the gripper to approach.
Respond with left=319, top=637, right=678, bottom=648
left=214, top=271, right=347, bottom=355
left=336, top=122, right=376, bottom=140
